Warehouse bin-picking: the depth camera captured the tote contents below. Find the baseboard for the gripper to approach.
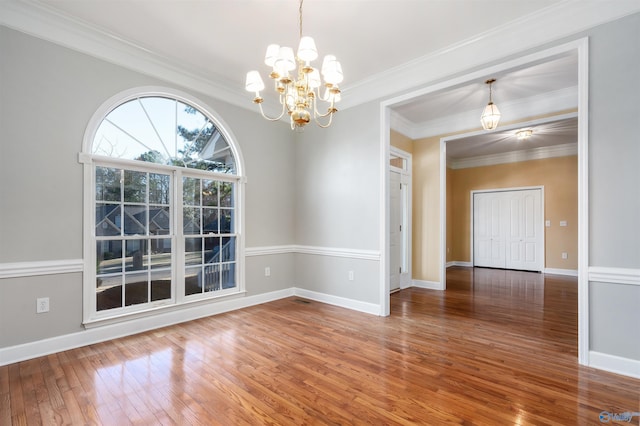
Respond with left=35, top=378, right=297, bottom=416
left=589, top=351, right=640, bottom=379
left=443, top=264, right=579, bottom=277
left=446, top=261, right=472, bottom=268
left=293, top=288, right=381, bottom=316
left=0, top=288, right=294, bottom=367
left=412, top=279, right=444, bottom=290
left=544, top=268, right=578, bottom=277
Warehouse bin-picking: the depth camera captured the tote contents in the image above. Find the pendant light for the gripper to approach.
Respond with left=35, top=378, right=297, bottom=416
left=481, top=79, right=501, bottom=131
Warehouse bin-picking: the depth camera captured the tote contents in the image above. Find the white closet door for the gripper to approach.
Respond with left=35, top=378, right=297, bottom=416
left=473, top=193, right=507, bottom=268
left=506, top=190, right=543, bottom=271
left=474, top=189, right=543, bottom=272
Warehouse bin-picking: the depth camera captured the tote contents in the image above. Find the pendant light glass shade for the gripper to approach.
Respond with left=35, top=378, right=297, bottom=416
left=481, top=102, right=501, bottom=130
left=480, top=78, right=500, bottom=130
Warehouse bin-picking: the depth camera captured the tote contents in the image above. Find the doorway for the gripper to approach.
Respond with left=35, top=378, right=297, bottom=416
left=389, top=147, right=412, bottom=292
left=380, top=38, right=589, bottom=364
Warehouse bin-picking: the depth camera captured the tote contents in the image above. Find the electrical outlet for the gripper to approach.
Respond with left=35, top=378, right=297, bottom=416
left=562, top=252, right=568, bottom=260
left=348, top=270, right=354, bottom=281
left=36, top=297, right=49, bottom=313
left=265, top=267, right=271, bottom=277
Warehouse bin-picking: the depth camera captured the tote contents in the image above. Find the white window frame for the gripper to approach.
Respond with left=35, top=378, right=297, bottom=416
left=79, top=87, right=246, bottom=327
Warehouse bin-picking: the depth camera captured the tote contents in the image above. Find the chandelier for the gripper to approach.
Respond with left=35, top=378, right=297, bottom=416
left=245, top=0, right=343, bottom=130
left=480, top=78, right=501, bottom=131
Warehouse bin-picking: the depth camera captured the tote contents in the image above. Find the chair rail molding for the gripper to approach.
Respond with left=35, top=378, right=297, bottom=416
left=0, top=259, right=84, bottom=280
left=588, top=266, right=640, bottom=286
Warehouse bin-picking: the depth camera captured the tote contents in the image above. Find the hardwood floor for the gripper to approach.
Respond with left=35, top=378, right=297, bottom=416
left=2, top=267, right=639, bottom=425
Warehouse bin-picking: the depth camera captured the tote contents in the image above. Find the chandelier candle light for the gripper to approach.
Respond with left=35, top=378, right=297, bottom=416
left=245, top=0, right=343, bottom=130
left=480, top=78, right=501, bottom=131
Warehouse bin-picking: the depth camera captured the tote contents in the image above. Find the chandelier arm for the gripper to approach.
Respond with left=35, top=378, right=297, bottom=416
left=313, top=100, right=337, bottom=118
left=257, top=101, right=287, bottom=122
left=313, top=111, right=335, bottom=128
left=314, top=109, right=334, bottom=119
left=311, top=91, right=335, bottom=119
left=314, top=86, right=330, bottom=102
left=312, top=95, right=322, bottom=118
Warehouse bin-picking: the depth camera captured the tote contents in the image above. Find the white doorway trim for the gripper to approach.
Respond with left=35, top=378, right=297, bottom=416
left=389, top=146, right=413, bottom=291
left=380, top=37, right=589, bottom=365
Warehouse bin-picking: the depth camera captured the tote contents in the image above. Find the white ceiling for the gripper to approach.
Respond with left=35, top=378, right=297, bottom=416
left=392, top=54, right=579, bottom=125
left=3, top=0, right=640, bottom=158
left=27, top=0, right=561, bottom=91
left=446, top=114, right=578, bottom=160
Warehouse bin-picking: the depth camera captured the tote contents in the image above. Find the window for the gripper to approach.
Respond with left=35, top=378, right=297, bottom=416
left=183, top=177, right=236, bottom=296
left=95, top=167, right=172, bottom=310
left=82, top=89, right=243, bottom=323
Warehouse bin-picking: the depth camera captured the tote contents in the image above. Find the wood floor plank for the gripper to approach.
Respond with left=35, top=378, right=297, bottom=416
left=2, top=267, right=639, bottom=425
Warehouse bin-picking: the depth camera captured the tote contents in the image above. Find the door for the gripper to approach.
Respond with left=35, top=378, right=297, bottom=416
left=506, top=190, right=543, bottom=271
left=389, top=148, right=411, bottom=292
left=474, top=189, right=543, bottom=272
left=389, top=170, right=402, bottom=292
left=474, top=192, right=507, bottom=268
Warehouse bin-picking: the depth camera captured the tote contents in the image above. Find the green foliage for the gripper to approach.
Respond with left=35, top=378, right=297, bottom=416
left=131, top=105, right=234, bottom=173
left=136, top=150, right=165, bottom=164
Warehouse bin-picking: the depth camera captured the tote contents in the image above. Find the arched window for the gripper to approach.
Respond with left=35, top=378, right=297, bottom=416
left=81, top=88, right=244, bottom=324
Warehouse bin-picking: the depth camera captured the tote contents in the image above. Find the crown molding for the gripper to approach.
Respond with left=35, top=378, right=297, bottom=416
left=0, top=0, right=249, bottom=111
left=1, top=1, right=639, bottom=112
left=448, top=142, right=577, bottom=170
left=389, top=111, right=416, bottom=139
left=398, top=86, right=578, bottom=140
left=342, top=0, right=640, bottom=110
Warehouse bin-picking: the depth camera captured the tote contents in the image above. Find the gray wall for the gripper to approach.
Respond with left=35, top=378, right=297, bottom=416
left=589, top=13, right=640, bottom=268
left=293, top=102, right=381, bottom=304
left=590, top=282, right=640, bottom=360
left=586, top=13, right=640, bottom=360
left=0, top=26, right=296, bottom=348
left=293, top=102, right=380, bottom=250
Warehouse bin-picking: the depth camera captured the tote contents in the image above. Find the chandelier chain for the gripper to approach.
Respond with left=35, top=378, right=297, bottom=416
left=299, top=0, right=304, bottom=39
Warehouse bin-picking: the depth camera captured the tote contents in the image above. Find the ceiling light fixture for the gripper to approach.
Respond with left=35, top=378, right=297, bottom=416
left=516, top=129, right=533, bottom=140
left=480, top=78, right=501, bottom=131
left=245, top=0, right=343, bottom=130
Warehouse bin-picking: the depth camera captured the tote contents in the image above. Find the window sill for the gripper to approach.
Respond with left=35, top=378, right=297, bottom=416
left=83, top=289, right=246, bottom=329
